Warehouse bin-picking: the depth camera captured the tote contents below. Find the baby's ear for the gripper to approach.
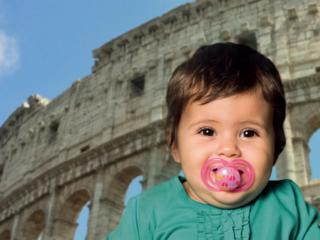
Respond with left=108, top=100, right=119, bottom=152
left=171, top=142, right=181, bottom=163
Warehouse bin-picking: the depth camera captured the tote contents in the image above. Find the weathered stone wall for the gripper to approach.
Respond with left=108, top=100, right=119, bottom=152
left=0, top=0, right=319, bottom=239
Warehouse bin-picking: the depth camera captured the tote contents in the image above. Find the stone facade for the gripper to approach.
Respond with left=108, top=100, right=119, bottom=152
left=0, top=0, right=320, bottom=239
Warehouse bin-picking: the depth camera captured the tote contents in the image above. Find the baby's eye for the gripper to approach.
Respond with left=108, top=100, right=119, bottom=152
left=198, top=128, right=215, bottom=136
left=240, top=129, right=257, bottom=138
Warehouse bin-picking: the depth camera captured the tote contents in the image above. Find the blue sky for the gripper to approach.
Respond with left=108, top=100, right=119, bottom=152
left=0, top=0, right=194, bottom=126
left=0, top=1, right=319, bottom=239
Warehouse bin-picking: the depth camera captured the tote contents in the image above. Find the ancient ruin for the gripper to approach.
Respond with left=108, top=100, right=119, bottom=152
left=0, top=0, right=320, bottom=239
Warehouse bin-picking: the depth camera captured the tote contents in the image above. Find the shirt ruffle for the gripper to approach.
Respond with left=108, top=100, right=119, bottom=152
left=196, top=205, right=251, bottom=240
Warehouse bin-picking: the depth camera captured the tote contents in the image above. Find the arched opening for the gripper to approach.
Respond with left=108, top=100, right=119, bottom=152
left=0, top=230, right=11, bottom=240
left=309, top=129, right=320, bottom=180
left=270, top=166, right=277, bottom=180
left=74, top=201, right=90, bottom=240
left=106, top=166, right=143, bottom=230
left=124, top=175, right=143, bottom=205
left=52, top=189, right=90, bottom=240
left=21, top=210, right=45, bottom=240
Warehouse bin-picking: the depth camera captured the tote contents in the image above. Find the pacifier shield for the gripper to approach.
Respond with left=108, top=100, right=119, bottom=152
left=201, top=158, right=255, bottom=192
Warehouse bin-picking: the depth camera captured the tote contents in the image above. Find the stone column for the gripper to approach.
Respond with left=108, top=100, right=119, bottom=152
left=291, top=137, right=311, bottom=185
left=144, top=146, right=164, bottom=189
left=86, top=171, right=105, bottom=240
left=277, top=114, right=311, bottom=185
left=145, top=144, right=180, bottom=189
left=276, top=116, right=297, bottom=180
left=10, top=215, right=19, bottom=240
left=51, top=218, right=78, bottom=240
left=144, top=144, right=170, bottom=189
left=41, top=184, right=57, bottom=240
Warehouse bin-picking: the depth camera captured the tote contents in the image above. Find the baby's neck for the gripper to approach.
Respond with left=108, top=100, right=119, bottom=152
left=182, top=181, right=206, bottom=204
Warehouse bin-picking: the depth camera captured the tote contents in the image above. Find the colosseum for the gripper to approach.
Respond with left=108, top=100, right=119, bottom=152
left=0, top=0, right=320, bottom=239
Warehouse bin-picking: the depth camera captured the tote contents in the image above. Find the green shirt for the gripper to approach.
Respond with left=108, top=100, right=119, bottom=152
left=107, top=176, right=320, bottom=239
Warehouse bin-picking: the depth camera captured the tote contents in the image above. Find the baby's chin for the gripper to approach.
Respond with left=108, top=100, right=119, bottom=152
left=207, top=191, right=256, bottom=209
left=204, top=182, right=267, bottom=209
left=211, top=192, right=251, bottom=209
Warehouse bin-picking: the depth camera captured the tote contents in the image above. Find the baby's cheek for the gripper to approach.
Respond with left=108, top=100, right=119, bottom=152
left=254, top=164, right=272, bottom=183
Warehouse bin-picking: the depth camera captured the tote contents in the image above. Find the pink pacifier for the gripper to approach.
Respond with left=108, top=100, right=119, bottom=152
left=201, top=158, right=255, bottom=192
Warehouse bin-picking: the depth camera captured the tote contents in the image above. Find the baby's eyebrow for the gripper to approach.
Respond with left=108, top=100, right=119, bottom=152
left=238, top=120, right=267, bottom=129
left=187, top=119, right=220, bottom=128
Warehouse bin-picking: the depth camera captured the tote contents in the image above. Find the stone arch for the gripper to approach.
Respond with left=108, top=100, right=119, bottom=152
left=52, top=189, right=91, bottom=240
left=94, top=151, right=150, bottom=239
left=0, top=230, right=11, bottom=240
left=106, top=165, right=143, bottom=231
left=308, top=129, right=320, bottom=180
left=287, top=100, right=320, bottom=184
left=21, top=210, right=46, bottom=240
left=303, top=102, right=320, bottom=141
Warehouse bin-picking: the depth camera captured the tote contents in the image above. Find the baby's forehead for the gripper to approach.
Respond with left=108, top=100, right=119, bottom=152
left=183, top=89, right=273, bottom=124
left=188, top=86, right=266, bottom=106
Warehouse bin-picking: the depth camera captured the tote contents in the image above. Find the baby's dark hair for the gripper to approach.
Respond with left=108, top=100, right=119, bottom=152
left=166, top=42, right=286, bottom=162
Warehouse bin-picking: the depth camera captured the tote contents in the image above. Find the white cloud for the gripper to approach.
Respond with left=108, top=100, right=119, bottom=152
left=0, top=30, right=19, bottom=74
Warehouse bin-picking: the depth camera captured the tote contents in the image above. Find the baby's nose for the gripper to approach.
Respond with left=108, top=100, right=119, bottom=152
left=216, top=137, right=241, bottom=158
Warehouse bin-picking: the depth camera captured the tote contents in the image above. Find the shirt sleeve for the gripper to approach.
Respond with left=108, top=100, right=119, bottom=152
left=106, top=197, right=141, bottom=240
left=287, top=180, right=320, bottom=239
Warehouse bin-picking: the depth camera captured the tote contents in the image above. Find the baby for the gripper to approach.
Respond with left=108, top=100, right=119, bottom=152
left=107, top=42, right=320, bottom=239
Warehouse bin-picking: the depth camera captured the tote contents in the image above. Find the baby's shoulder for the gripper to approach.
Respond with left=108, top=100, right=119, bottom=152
left=255, top=180, right=320, bottom=238
left=258, top=179, right=310, bottom=213
left=139, top=177, right=179, bottom=200
left=124, top=176, right=182, bottom=228
left=266, top=179, right=302, bottom=197
left=131, top=176, right=180, bottom=209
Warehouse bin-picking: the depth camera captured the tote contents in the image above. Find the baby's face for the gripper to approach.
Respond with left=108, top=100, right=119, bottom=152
left=171, top=88, right=275, bottom=208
